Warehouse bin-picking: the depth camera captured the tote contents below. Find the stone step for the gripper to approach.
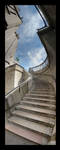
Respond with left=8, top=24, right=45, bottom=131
left=33, top=90, right=54, bottom=93
left=5, top=123, right=48, bottom=145
left=23, top=97, right=56, bottom=104
left=31, top=91, right=55, bottom=95
left=25, top=93, right=55, bottom=99
left=23, top=96, right=56, bottom=102
left=15, top=105, right=56, bottom=118
left=21, top=100, right=56, bottom=110
left=8, top=116, right=52, bottom=137
left=12, top=110, right=55, bottom=127
left=33, top=89, right=53, bottom=91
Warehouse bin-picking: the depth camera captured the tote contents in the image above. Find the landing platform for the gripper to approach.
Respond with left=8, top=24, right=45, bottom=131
left=5, top=130, right=37, bottom=145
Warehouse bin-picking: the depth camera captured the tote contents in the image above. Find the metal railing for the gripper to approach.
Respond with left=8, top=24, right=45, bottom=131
left=5, top=75, right=32, bottom=97
left=29, top=56, right=49, bottom=73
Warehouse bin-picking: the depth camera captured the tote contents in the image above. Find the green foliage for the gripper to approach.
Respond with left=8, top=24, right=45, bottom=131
left=16, top=57, right=19, bottom=62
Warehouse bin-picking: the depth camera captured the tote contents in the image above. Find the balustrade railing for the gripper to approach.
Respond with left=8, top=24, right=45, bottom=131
left=29, top=56, right=49, bottom=73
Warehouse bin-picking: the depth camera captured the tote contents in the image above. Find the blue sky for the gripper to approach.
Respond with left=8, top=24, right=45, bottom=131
left=14, top=5, right=47, bottom=71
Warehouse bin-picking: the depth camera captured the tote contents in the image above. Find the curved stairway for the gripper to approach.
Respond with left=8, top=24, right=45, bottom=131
left=6, top=84, right=56, bottom=145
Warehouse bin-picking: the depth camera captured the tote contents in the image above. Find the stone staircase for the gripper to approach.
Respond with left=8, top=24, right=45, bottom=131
left=6, top=87, right=56, bottom=145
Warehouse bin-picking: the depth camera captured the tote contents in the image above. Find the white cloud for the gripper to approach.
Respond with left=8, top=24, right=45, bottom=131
left=23, top=13, right=43, bottom=37
left=18, top=9, right=44, bottom=43
left=15, top=6, right=47, bottom=71
left=27, top=47, right=47, bottom=67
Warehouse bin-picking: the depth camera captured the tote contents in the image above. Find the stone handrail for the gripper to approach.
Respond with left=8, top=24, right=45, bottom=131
left=29, top=56, right=48, bottom=73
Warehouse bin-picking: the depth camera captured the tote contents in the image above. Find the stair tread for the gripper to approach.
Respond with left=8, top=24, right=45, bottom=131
left=5, top=123, right=48, bottom=144
left=23, top=98, right=56, bottom=104
left=31, top=91, right=55, bottom=94
left=33, top=89, right=53, bottom=91
left=33, top=90, right=54, bottom=92
left=16, top=105, right=56, bottom=116
left=8, top=116, right=52, bottom=136
left=26, top=93, right=55, bottom=98
left=21, top=100, right=56, bottom=108
left=24, top=97, right=56, bottom=101
left=12, top=110, right=55, bottom=125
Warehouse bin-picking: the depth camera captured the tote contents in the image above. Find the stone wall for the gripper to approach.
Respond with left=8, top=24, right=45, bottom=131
left=5, top=5, right=22, bottom=65
left=5, top=27, right=18, bottom=64
left=5, top=65, right=15, bottom=94
left=5, top=64, right=24, bottom=94
left=5, top=64, right=30, bottom=95
left=14, top=65, right=23, bottom=88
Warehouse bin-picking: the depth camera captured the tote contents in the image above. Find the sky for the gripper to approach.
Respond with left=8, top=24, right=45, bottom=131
left=14, top=5, right=47, bottom=71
